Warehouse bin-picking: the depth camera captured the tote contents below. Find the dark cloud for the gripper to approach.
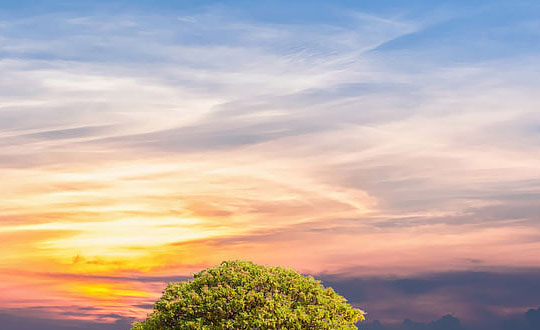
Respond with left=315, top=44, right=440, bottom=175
left=0, top=311, right=134, bottom=330
left=401, top=315, right=465, bottom=330
left=321, top=269, right=540, bottom=329
left=362, top=310, right=540, bottom=330
left=498, top=308, right=540, bottom=330
left=525, top=307, right=540, bottom=329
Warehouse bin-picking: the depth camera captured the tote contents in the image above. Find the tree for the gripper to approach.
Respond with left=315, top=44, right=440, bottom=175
left=132, top=260, right=366, bottom=330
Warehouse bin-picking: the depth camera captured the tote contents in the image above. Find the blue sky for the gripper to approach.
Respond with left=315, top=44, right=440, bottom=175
left=1, top=1, right=540, bottom=330
left=3, top=0, right=540, bottom=62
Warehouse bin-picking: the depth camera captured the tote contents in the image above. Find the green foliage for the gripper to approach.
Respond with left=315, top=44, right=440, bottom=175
left=132, top=260, right=366, bottom=330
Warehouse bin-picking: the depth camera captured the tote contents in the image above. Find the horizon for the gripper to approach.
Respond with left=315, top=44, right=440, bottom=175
left=1, top=1, right=540, bottom=330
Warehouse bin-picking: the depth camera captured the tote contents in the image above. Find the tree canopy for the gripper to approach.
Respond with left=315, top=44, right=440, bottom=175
left=132, top=260, right=365, bottom=330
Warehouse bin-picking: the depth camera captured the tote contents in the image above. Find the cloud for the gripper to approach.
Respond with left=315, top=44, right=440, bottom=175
left=1, top=1, right=540, bottom=327
left=0, top=310, right=134, bottom=330
left=321, top=269, right=540, bottom=328
left=360, top=307, right=540, bottom=330
left=38, top=271, right=191, bottom=284
left=1, top=269, right=539, bottom=330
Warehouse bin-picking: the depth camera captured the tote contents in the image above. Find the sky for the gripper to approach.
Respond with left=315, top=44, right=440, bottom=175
left=1, top=0, right=540, bottom=329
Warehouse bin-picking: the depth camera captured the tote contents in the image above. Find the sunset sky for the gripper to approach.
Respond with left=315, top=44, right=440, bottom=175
left=1, top=1, right=540, bottom=329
